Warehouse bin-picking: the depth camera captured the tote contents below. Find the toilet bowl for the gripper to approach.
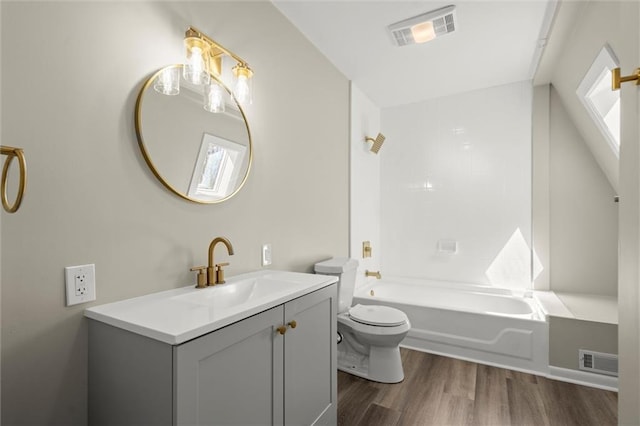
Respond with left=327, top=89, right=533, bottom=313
left=314, top=258, right=410, bottom=383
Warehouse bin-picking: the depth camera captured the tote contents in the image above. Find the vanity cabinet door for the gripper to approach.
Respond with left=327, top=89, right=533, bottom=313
left=174, top=305, right=285, bottom=426
left=284, top=284, right=337, bottom=425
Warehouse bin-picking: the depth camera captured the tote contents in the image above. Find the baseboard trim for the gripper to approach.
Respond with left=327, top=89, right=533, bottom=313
left=547, top=366, right=618, bottom=392
left=401, top=345, right=618, bottom=392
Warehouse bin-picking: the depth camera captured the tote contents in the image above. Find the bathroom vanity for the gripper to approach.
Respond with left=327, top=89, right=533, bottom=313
left=85, top=271, right=338, bottom=425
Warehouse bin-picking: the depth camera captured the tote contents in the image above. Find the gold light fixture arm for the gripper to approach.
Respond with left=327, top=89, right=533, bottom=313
left=186, top=26, right=252, bottom=71
left=0, top=146, right=27, bottom=213
left=612, top=67, right=640, bottom=90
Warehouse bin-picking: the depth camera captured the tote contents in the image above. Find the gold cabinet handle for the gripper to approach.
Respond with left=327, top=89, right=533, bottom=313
left=276, top=320, right=297, bottom=335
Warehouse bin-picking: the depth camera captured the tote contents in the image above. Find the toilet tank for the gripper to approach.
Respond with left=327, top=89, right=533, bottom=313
left=314, top=257, right=359, bottom=314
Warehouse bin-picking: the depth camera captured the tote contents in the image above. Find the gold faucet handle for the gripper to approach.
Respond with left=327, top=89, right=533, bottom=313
left=215, top=262, right=230, bottom=284
left=190, top=266, right=207, bottom=288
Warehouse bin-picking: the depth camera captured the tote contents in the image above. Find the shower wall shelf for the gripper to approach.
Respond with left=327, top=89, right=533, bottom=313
left=0, top=145, right=27, bottom=213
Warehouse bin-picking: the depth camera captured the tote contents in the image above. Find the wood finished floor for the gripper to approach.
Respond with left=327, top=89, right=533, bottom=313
left=337, top=348, right=617, bottom=426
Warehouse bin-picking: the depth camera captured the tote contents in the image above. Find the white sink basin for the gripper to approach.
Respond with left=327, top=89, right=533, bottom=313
left=170, top=276, right=287, bottom=309
left=84, top=270, right=337, bottom=345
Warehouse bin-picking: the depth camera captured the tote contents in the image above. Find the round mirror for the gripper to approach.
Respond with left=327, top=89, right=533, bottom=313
left=135, top=65, right=252, bottom=203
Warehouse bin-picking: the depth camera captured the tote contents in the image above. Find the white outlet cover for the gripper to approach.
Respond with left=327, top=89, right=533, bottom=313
left=262, top=243, right=272, bottom=266
left=65, top=263, right=96, bottom=306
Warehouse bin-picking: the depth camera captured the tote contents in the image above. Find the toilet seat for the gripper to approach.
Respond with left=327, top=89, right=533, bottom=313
left=348, top=304, right=408, bottom=327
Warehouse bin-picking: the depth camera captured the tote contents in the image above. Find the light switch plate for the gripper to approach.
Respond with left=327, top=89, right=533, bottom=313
left=65, top=264, right=96, bottom=306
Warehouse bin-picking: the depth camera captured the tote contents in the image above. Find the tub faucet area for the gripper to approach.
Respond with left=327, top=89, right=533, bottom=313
left=365, top=270, right=382, bottom=279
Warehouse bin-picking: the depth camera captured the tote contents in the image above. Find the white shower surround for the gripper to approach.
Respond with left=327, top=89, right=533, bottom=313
left=381, top=81, right=533, bottom=287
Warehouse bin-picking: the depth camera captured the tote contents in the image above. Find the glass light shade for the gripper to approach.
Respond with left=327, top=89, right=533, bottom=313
left=232, top=64, right=253, bottom=105
left=153, top=67, right=180, bottom=95
left=411, top=21, right=436, bottom=43
left=204, top=82, right=226, bottom=113
left=183, top=37, right=210, bottom=85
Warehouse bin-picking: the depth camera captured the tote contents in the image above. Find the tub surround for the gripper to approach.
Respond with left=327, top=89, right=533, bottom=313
left=381, top=81, right=532, bottom=286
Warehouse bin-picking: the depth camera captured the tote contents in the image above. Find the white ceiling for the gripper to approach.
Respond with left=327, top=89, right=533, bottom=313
left=273, top=0, right=553, bottom=108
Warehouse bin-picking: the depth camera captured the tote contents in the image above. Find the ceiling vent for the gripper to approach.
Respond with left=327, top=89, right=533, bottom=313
left=388, top=5, right=457, bottom=47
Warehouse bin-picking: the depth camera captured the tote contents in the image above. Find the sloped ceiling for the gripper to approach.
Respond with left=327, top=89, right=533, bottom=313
left=273, top=0, right=551, bottom=108
left=539, top=1, right=622, bottom=190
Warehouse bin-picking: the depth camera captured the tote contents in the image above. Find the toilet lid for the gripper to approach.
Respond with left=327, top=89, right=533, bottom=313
left=348, top=304, right=408, bottom=327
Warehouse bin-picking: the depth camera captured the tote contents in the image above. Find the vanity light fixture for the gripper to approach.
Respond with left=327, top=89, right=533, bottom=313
left=153, top=27, right=255, bottom=112
left=153, top=67, right=181, bottom=96
left=182, top=26, right=254, bottom=108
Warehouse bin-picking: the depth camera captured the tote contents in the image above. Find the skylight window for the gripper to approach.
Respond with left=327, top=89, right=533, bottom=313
left=577, top=45, right=620, bottom=156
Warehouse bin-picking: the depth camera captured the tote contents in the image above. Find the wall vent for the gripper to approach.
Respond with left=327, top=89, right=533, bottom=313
left=579, top=349, right=618, bottom=376
left=388, top=5, right=457, bottom=47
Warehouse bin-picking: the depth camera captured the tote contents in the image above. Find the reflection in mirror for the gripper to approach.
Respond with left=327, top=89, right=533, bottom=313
left=188, top=133, right=248, bottom=200
left=135, top=65, right=252, bottom=203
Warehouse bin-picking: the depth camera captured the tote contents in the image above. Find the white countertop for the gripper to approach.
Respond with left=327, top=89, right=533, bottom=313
left=85, top=270, right=338, bottom=345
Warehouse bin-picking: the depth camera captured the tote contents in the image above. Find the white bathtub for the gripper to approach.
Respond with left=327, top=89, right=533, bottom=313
left=353, top=277, right=549, bottom=375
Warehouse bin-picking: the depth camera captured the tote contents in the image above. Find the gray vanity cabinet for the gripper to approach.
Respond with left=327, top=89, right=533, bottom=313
left=88, top=284, right=337, bottom=426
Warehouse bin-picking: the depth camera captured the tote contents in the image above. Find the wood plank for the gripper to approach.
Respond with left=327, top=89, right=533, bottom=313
left=395, top=381, right=445, bottom=426
left=442, top=357, right=477, bottom=400
left=472, top=364, right=510, bottom=425
left=373, top=348, right=433, bottom=412
left=506, top=369, right=539, bottom=384
left=506, top=377, right=550, bottom=426
left=432, top=393, right=474, bottom=426
left=537, top=377, right=617, bottom=426
left=576, top=384, right=617, bottom=426
left=337, top=372, right=380, bottom=426
left=356, top=403, right=401, bottom=426
left=338, top=348, right=618, bottom=426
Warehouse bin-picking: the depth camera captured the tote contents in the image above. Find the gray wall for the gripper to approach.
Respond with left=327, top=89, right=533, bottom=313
left=549, top=87, right=618, bottom=296
left=0, top=2, right=349, bottom=424
left=549, top=317, right=617, bottom=371
left=533, top=83, right=618, bottom=377
left=549, top=1, right=626, bottom=192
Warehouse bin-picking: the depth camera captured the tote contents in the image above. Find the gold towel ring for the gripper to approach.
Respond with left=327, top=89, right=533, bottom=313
left=1, top=146, right=27, bottom=213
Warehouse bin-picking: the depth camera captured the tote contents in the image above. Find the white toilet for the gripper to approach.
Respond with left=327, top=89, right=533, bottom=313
left=314, top=257, right=410, bottom=383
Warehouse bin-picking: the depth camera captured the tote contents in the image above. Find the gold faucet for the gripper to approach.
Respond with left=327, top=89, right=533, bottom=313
left=365, top=270, right=381, bottom=279
left=208, top=237, right=234, bottom=285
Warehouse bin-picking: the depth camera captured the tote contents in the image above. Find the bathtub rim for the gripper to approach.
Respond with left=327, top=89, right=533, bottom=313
left=355, top=276, right=546, bottom=322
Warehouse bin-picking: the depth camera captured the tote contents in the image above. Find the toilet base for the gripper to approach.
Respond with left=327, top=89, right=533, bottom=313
left=337, top=340, right=405, bottom=383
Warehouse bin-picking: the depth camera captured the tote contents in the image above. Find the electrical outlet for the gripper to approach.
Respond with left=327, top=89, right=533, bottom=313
left=65, top=264, right=96, bottom=306
left=262, top=243, right=272, bottom=266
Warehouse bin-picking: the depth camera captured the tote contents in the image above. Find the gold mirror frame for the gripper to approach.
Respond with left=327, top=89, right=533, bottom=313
left=135, top=64, right=253, bottom=204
